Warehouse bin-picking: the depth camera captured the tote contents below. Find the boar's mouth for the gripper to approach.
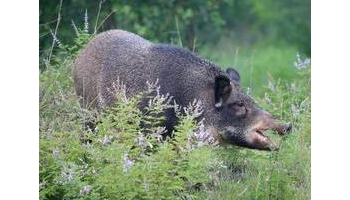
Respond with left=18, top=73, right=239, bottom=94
left=219, top=122, right=291, bottom=151
left=248, top=123, right=291, bottom=151
left=249, top=128, right=278, bottom=151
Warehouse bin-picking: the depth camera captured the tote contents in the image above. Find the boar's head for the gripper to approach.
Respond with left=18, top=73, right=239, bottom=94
left=210, top=68, right=291, bottom=151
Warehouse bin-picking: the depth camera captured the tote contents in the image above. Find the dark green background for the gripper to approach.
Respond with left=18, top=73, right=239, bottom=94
left=39, top=0, right=310, bottom=66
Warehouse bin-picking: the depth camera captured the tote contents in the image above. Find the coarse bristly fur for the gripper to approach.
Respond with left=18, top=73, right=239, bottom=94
left=73, top=29, right=291, bottom=151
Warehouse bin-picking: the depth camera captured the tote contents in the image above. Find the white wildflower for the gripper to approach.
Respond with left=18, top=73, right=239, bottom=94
left=123, top=152, right=134, bottom=173
left=100, top=135, right=113, bottom=146
left=264, top=93, right=272, bottom=104
left=79, top=185, right=92, bottom=195
left=294, top=52, right=311, bottom=69
left=84, top=9, right=89, bottom=33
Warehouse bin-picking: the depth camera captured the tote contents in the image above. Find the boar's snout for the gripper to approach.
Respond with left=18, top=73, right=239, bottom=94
left=272, top=122, right=292, bottom=135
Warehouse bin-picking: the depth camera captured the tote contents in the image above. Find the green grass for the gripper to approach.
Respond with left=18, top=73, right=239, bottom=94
left=39, top=34, right=310, bottom=200
left=200, top=39, right=301, bottom=97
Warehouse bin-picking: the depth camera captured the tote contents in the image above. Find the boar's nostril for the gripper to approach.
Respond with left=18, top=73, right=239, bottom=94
left=284, top=123, right=292, bottom=133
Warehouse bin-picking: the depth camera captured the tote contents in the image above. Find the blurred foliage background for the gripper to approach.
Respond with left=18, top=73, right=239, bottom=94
left=39, top=0, right=310, bottom=68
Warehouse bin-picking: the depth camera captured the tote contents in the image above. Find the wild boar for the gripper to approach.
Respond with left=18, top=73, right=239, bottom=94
left=73, top=29, right=291, bottom=151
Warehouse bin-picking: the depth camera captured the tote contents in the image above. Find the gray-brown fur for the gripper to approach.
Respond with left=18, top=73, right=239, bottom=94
left=73, top=30, right=291, bottom=150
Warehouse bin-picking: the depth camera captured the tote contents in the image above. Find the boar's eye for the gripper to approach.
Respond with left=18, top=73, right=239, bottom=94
left=236, top=102, right=244, bottom=107
left=229, top=102, right=247, bottom=116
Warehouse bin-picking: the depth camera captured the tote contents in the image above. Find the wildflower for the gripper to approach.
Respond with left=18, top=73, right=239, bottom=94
left=59, top=164, right=77, bottom=184
left=294, top=52, right=311, bottom=69
left=183, top=99, right=203, bottom=119
left=50, top=29, right=61, bottom=46
left=108, top=78, right=128, bottom=103
left=173, top=100, right=181, bottom=115
left=246, top=87, right=251, bottom=96
left=52, top=149, right=59, bottom=159
left=84, top=9, right=89, bottom=33
left=189, top=118, right=219, bottom=148
left=146, top=80, right=174, bottom=111
left=61, top=171, right=73, bottom=182
left=39, top=181, right=46, bottom=189
left=123, top=153, right=134, bottom=173
left=264, top=93, right=272, bottom=104
left=135, top=132, right=146, bottom=149
left=291, top=104, right=299, bottom=118
left=100, top=135, right=113, bottom=146
left=143, top=182, right=149, bottom=191
left=154, top=127, right=167, bottom=142
left=79, top=185, right=92, bottom=195
left=290, top=82, right=296, bottom=92
left=268, top=80, right=275, bottom=91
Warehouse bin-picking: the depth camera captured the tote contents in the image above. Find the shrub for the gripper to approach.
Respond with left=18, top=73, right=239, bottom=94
left=40, top=74, right=227, bottom=199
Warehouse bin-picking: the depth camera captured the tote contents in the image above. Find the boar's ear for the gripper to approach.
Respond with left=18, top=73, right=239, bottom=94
left=226, top=68, right=240, bottom=83
left=215, top=75, right=232, bottom=108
